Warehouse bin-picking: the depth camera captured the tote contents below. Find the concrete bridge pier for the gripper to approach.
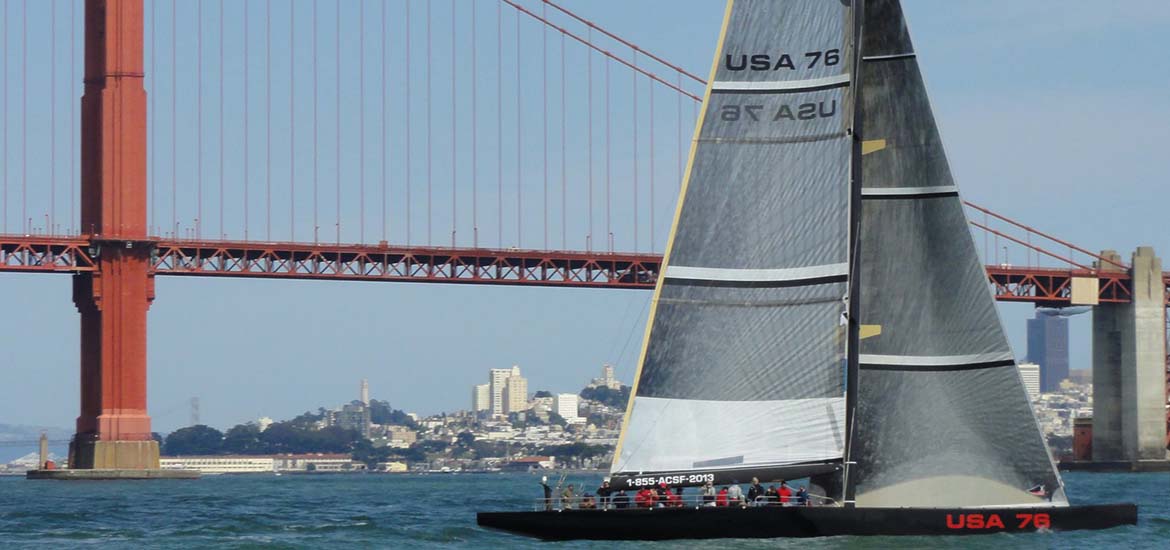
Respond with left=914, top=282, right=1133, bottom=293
left=1091, top=247, right=1169, bottom=463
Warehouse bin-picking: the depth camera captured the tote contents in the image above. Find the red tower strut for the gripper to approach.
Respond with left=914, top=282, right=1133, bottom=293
left=71, top=0, right=159, bottom=470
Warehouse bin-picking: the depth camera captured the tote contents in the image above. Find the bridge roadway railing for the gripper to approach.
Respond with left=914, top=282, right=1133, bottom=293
left=1, top=234, right=1168, bottom=304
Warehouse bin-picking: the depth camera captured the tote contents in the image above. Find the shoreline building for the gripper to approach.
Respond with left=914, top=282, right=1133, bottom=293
left=1027, top=310, right=1070, bottom=392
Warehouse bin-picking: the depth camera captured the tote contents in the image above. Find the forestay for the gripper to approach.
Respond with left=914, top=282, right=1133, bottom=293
left=612, top=0, right=858, bottom=486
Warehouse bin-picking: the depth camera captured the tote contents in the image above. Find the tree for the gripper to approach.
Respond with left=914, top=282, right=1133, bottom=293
left=533, top=390, right=554, bottom=399
left=222, top=423, right=266, bottom=454
left=579, top=385, right=631, bottom=409
left=163, top=425, right=224, bottom=456
left=369, top=399, right=418, bottom=428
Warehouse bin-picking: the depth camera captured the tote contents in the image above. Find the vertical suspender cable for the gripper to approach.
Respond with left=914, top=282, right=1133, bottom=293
left=496, top=2, right=501, bottom=247
left=586, top=28, right=593, bottom=251
left=219, top=0, right=224, bottom=238
left=451, top=0, right=456, bottom=246
left=560, top=32, right=565, bottom=250
left=50, top=0, right=59, bottom=233
left=313, top=0, right=318, bottom=242
left=471, top=0, right=478, bottom=247
left=605, top=58, right=611, bottom=252
left=541, top=2, right=548, bottom=250
left=406, top=0, right=411, bottom=245
left=649, top=77, right=654, bottom=252
left=50, top=0, right=56, bottom=233
left=22, top=0, right=27, bottom=233
left=360, top=0, right=366, bottom=243
left=173, top=0, right=178, bottom=236
left=197, top=0, right=203, bottom=238
left=72, top=0, right=77, bottom=234
left=677, top=72, right=682, bottom=191
left=336, top=0, right=341, bottom=243
left=426, top=0, right=432, bottom=246
left=381, top=0, right=388, bottom=243
left=242, top=0, right=248, bottom=239
left=632, top=51, right=638, bottom=252
left=2, top=0, right=7, bottom=233
left=519, top=9, right=524, bottom=246
left=289, top=0, right=295, bottom=240
left=265, top=0, right=271, bottom=240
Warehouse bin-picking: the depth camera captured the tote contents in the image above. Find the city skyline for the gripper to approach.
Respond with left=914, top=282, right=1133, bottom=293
left=0, top=1, right=1168, bottom=432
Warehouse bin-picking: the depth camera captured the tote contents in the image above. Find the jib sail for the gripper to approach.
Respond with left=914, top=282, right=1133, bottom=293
left=611, top=0, right=859, bottom=488
left=849, top=0, right=1066, bottom=507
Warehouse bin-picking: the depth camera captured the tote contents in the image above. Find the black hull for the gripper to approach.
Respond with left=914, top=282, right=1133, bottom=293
left=477, top=504, right=1137, bottom=540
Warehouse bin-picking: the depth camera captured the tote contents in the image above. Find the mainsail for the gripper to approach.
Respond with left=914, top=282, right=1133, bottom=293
left=850, top=0, right=1066, bottom=507
left=612, top=0, right=859, bottom=487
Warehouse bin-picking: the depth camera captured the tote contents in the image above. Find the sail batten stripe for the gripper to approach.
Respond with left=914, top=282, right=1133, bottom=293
left=697, top=131, right=848, bottom=146
left=863, top=52, right=916, bottom=62
left=861, top=185, right=958, bottom=199
left=859, top=352, right=1017, bottom=371
left=666, top=263, right=848, bottom=284
left=712, top=74, right=851, bottom=93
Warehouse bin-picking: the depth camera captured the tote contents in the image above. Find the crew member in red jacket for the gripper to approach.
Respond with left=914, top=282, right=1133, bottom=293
left=635, top=487, right=656, bottom=508
left=716, top=487, right=729, bottom=507
left=778, top=481, right=793, bottom=504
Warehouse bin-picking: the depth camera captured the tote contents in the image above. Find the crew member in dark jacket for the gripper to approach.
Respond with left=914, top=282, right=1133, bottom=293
left=747, top=477, right=764, bottom=505
left=597, top=480, right=613, bottom=509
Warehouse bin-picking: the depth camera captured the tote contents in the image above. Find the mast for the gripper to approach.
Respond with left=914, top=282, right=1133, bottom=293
left=842, top=0, right=865, bottom=509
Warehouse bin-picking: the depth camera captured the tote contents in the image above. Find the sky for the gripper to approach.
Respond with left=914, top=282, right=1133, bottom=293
left=0, top=0, right=1167, bottom=434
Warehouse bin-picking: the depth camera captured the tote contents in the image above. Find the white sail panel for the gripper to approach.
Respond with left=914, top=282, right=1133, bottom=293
left=615, top=396, right=845, bottom=474
left=614, top=0, right=857, bottom=482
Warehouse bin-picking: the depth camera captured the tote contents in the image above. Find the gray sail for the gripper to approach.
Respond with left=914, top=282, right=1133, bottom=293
left=851, top=0, right=1066, bottom=507
left=613, top=0, right=858, bottom=485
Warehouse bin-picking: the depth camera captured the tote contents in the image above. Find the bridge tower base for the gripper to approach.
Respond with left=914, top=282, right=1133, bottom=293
left=1091, top=247, right=1169, bottom=464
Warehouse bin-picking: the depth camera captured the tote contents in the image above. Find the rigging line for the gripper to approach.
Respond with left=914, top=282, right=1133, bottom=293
left=219, top=0, right=224, bottom=238
left=451, top=0, right=456, bottom=246
left=614, top=295, right=652, bottom=371
left=426, top=0, right=431, bottom=246
left=405, top=0, right=411, bottom=245
left=50, top=0, right=55, bottom=233
left=335, top=0, right=341, bottom=244
left=386, top=0, right=390, bottom=242
left=289, top=0, right=295, bottom=240
left=242, top=0, right=247, bottom=239
left=519, top=8, right=524, bottom=246
left=198, top=0, right=203, bottom=238
left=540, top=0, right=706, bottom=85
left=360, top=0, right=365, bottom=244
left=265, top=0, right=271, bottom=241
left=587, top=28, right=593, bottom=251
left=471, top=0, right=477, bottom=246
left=496, top=1, right=502, bottom=248
left=632, top=51, right=638, bottom=253
left=313, top=0, right=318, bottom=241
left=603, top=292, right=639, bottom=363
left=542, top=1, right=548, bottom=250
left=172, top=0, right=178, bottom=237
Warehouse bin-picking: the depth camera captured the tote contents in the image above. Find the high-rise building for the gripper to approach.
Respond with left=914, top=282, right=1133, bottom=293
left=554, top=393, right=583, bottom=423
left=472, top=384, right=491, bottom=412
left=489, top=366, right=521, bottom=416
left=504, top=373, right=529, bottom=414
left=1027, top=312, right=1069, bottom=392
left=360, top=379, right=370, bottom=406
left=1017, top=362, right=1040, bottom=401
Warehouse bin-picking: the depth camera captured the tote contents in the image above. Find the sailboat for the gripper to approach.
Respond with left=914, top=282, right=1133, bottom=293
left=477, top=0, right=1137, bottom=539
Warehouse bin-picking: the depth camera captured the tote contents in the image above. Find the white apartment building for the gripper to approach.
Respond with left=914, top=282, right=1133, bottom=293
left=554, top=393, right=583, bottom=424
left=1018, top=362, right=1040, bottom=401
left=473, top=383, right=491, bottom=412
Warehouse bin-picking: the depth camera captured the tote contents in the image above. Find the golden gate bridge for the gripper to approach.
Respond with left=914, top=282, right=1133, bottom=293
left=0, top=0, right=1165, bottom=473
